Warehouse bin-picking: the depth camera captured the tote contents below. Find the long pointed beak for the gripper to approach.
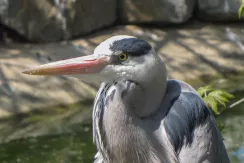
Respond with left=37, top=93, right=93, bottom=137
left=22, top=55, right=110, bottom=76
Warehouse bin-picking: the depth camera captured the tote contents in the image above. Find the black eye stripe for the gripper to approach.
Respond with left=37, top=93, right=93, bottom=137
left=110, top=38, right=152, bottom=56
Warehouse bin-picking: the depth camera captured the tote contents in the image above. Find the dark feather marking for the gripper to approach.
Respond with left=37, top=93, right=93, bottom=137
left=105, top=89, right=116, bottom=106
left=121, top=81, right=131, bottom=99
left=164, top=92, right=210, bottom=153
left=127, top=79, right=139, bottom=86
left=109, top=89, right=116, bottom=101
left=93, top=83, right=112, bottom=161
left=105, top=97, right=109, bottom=107
left=110, top=38, right=152, bottom=56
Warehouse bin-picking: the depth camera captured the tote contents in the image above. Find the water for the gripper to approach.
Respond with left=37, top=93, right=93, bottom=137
left=217, top=91, right=244, bottom=163
left=0, top=124, right=96, bottom=163
left=0, top=86, right=243, bottom=162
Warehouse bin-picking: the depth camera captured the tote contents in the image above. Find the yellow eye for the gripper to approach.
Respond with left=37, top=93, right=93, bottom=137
left=119, top=53, right=128, bottom=61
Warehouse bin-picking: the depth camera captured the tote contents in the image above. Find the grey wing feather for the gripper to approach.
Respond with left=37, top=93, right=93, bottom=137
left=178, top=116, right=230, bottom=163
left=92, top=82, right=110, bottom=162
left=92, top=82, right=107, bottom=144
left=164, top=80, right=230, bottom=163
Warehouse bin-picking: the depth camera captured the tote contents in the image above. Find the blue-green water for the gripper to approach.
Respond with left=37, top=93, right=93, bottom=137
left=0, top=124, right=95, bottom=163
left=217, top=91, right=244, bottom=163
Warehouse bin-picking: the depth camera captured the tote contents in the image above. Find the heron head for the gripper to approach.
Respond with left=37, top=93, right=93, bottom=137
left=23, top=35, right=166, bottom=84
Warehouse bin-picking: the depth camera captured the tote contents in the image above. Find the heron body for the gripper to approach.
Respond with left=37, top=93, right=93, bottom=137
left=23, top=36, right=230, bottom=163
left=93, top=80, right=229, bottom=163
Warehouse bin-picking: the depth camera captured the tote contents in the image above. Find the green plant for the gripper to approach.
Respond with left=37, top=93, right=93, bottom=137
left=239, top=0, right=244, bottom=18
left=197, top=86, right=234, bottom=115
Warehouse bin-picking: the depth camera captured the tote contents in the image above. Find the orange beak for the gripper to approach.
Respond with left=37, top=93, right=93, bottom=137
left=22, top=55, right=110, bottom=76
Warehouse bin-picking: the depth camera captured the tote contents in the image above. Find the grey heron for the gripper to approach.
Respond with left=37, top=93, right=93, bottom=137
left=23, top=35, right=230, bottom=163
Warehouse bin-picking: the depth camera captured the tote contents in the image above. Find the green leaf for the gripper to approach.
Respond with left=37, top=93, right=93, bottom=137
left=221, top=91, right=235, bottom=99
left=239, top=0, right=244, bottom=18
left=208, top=90, right=228, bottom=106
left=197, top=85, right=235, bottom=115
left=203, top=96, right=219, bottom=114
left=208, top=90, right=234, bottom=107
left=197, top=86, right=213, bottom=97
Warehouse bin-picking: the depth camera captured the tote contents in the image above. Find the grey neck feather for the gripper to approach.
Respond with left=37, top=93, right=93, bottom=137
left=133, top=55, right=167, bottom=118
left=99, top=57, right=173, bottom=163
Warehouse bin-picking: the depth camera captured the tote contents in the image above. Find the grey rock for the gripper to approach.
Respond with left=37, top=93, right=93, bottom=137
left=0, top=0, right=116, bottom=42
left=0, top=0, right=7, bottom=19
left=120, top=0, right=195, bottom=23
left=197, top=0, right=242, bottom=21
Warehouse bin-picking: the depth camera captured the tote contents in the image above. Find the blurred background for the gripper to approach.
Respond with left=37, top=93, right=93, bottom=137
left=0, top=0, right=244, bottom=162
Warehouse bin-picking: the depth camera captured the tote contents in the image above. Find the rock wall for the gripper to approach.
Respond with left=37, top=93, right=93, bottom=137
left=0, top=0, right=243, bottom=42
left=0, top=0, right=116, bottom=42
left=197, top=0, right=243, bottom=21
left=120, top=0, right=195, bottom=23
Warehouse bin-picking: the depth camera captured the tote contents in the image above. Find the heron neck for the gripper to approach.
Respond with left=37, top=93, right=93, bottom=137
left=100, top=57, right=168, bottom=162
left=102, top=75, right=172, bottom=163
left=134, top=60, right=167, bottom=118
